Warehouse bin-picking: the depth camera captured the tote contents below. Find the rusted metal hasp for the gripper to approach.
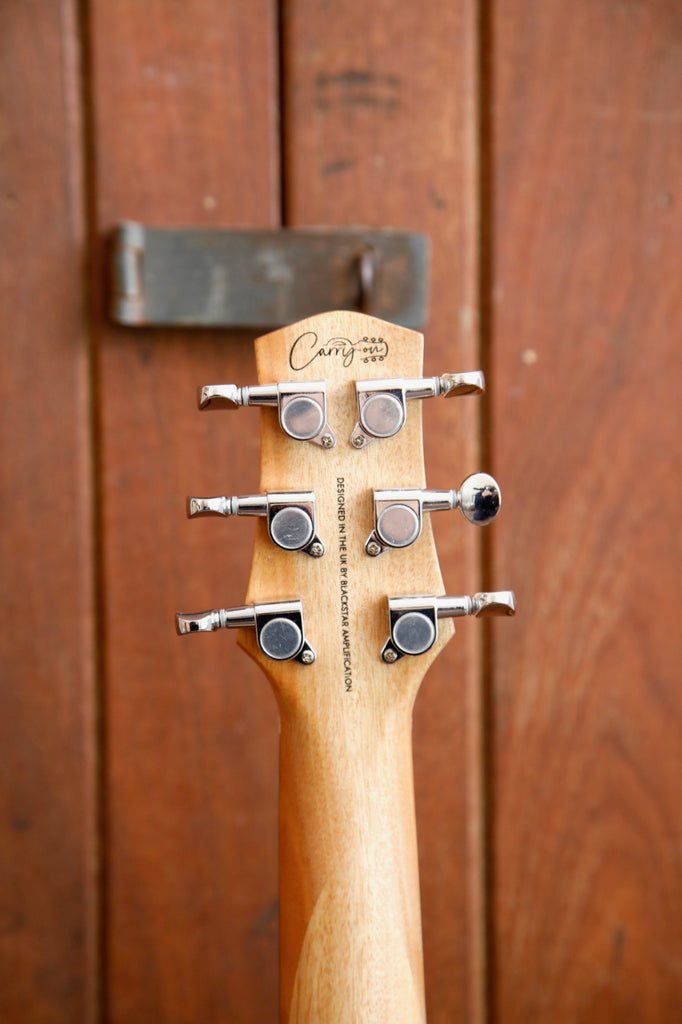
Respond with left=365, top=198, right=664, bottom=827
left=110, top=223, right=429, bottom=330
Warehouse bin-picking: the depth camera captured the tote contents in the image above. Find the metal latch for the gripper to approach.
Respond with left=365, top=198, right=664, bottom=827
left=110, top=223, right=429, bottom=330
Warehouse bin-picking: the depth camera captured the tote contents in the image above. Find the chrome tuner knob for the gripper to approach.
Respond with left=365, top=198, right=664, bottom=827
left=187, top=491, right=325, bottom=557
left=350, top=371, right=484, bottom=448
left=381, top=591, right=515, bottom=662
left=175, top=599, right=315, bottom=665
left=365, top=473, right=501, bottom=556
left=198, top=381, right=336, bottom=448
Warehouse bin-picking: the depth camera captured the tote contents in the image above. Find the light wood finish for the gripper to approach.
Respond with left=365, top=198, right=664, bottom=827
left=240, top=311, right=455, bottom=1023
left=0, top=3, right=96, bottom=1022
left=490, top=2, right=682, bottom=1020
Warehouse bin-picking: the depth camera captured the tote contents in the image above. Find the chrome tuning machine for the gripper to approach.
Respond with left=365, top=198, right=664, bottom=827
left=365, top=473, right=501, bottom=556
left=187, top=491, right=325, bottom=558
left=381, top=591, right=515, bottom=662
left=350, top=371, right=484, bottom=448
left=176, top=599, right=315, bottom=664
left=198, top=381, right=336, bottom=448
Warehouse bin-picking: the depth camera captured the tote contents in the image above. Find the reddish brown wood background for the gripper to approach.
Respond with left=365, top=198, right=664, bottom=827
left=1, top=1, right=680, bottom=1023
left=489, top=2, right=682, bottom=1020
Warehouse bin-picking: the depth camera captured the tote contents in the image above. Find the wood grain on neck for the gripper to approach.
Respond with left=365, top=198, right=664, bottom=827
left=239, top=312, right=453, bottom=1023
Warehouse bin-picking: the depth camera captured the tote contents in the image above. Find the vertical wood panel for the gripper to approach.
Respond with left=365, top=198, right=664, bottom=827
left=0, top=1, right=96, bottom=1022
left=490, top=1, right=682, bottom=1019
left=282, top=5, right=484, bottom=1021
left=88, top=2, right=280, bottom=1020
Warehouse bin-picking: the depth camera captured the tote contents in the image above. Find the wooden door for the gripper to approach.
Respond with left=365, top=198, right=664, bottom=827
left=1, top=2, right=680, bottom=1023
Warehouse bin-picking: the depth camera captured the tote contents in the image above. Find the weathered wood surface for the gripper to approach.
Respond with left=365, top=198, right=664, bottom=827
left=4, top=1, right=682, bottom=1021
left=0, top=2, right=96, bottom=1022
left=88, top=2, right=280, bottom=1020
left=282, top=7, right=485, bottom=1022
left=489, top=1, right=682, bottom=1020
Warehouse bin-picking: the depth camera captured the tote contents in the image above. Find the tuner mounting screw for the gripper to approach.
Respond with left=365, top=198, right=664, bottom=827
left=352, top=435, right=365, bottom=448
left=366, top=541, right=382, bottom=557
left=309, top=542, right=324, bottom=558
left=383, top=648, right=398, bottom=663
left=321, top=434, right=334, bottom=448
left=300, top=649, right=315, bottom=665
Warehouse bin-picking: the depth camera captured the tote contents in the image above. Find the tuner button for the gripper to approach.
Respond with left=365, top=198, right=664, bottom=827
left=270, top=506, right=315, bottom=551
left=392, top=611, right=437, bottom=656
left=280, top=394, right=325, bottom=441
left=175, top=609, right=222, bottom=634
left=471, top=591, right=516, bottom=617
left=198, top=384, right=242, bottom=409
left=377, top=503, right=421, bottom=548
left=458, top=473, right=501, bottom=526
left=187, top=495, right=232, bottom=518
left=360, top=392, right=405, bottom=439
left=439, top=371, right=485, bottom=397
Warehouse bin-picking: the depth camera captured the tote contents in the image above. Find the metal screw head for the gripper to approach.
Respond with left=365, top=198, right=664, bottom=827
left=352, top=435, right=365, bottom=448
left=309, top=542, right=324, bottom=558
left=300, top=649, right=315, bottom=665
left=383, top=648, right=398, bottom=663
left=321, top=434, right=334, bottom=448
left=366, top=540, right=382, bottom=557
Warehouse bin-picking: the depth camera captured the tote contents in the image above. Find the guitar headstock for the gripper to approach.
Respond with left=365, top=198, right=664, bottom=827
left=176, top=310, right=514, bottom=709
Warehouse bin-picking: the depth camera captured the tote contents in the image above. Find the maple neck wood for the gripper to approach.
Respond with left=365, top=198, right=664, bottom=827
left=238, top=311, right=454, bottom=1023
left=279, top=693, right=424, bottom=1023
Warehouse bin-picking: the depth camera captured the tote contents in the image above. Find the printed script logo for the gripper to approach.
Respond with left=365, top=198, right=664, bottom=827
left=289, top=331, right=388, bottom=370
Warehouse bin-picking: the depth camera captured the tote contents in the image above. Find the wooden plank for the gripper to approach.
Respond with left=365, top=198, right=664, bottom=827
left=282, top=5, right=484, bottom=1022
left=0, top=2, right=96, bottom=1022
left=489, top=1, right=682, bottom=1020
left=87, top=2, right=280, bottom=1020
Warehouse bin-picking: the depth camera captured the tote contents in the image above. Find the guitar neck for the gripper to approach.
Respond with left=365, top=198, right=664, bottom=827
left=279, top=682, right=424, bottom=1023
left=245, top=313, right=448, bottom=1022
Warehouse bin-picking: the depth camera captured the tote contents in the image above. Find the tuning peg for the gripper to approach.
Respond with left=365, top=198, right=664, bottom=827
left=365, top=473, right=501, bottom=556
left=175, top=599, right=316, bottom=664
left=381, top=591, right=515, bottom=662
left=198, top=381, right=336, bottom=448
left=350, top=372, right=484, bottom=448
left=187, top=490, right=325, bottom=558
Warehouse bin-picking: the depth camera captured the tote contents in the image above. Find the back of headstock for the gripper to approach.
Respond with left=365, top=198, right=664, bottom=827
left=244, top=312, right=455, bottom=708
left=177, top=310, right=512, bottom=707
